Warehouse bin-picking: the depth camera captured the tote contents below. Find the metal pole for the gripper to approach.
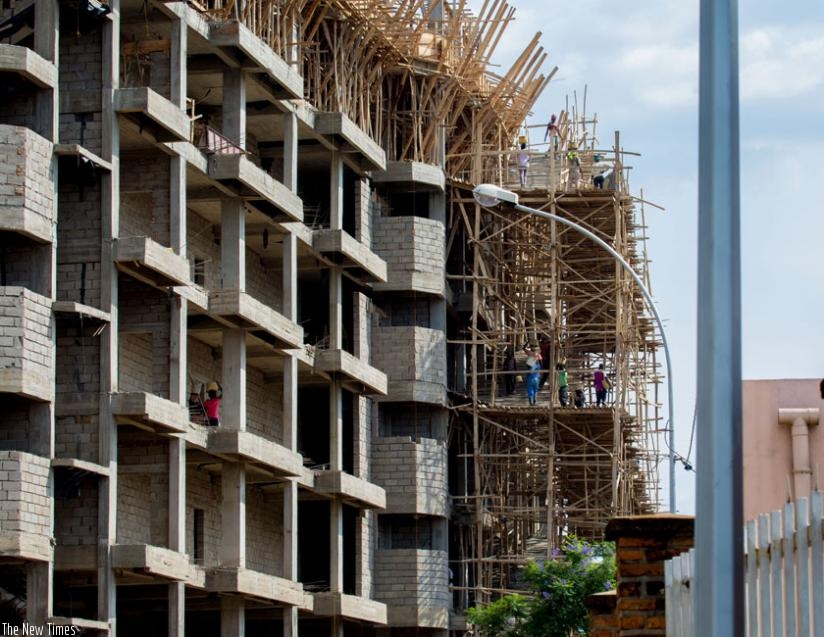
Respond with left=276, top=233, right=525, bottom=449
left=511, top=203, right=676, bottom=512
left=696, top=0, right=743, bottom=634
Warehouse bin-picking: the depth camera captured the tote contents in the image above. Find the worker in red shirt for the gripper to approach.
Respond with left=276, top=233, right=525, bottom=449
left=203, top=381, right=223, bottom=426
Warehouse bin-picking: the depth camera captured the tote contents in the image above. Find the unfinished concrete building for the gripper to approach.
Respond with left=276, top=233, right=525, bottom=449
left=0, top=0, right=661, bottom=634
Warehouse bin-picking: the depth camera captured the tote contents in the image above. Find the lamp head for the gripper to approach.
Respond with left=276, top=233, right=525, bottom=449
left=472, top=184, right=519, bottom=208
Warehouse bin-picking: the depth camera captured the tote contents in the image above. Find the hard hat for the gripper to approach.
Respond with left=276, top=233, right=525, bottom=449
left=206, top=381, right=219, bottom=392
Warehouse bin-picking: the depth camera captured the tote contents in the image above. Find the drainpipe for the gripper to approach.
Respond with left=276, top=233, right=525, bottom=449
left=778, top=407, right=820, bottom=499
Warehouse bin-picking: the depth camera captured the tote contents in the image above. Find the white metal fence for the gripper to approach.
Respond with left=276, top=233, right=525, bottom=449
left=665, top=491, right=824, bottom=637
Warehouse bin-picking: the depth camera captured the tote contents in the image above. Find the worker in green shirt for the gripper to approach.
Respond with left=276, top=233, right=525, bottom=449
left=557, top=362, right=569, bottom=406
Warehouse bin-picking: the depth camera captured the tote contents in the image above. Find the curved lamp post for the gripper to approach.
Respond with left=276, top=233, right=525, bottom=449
left=472, top=183, right=676, bottom=513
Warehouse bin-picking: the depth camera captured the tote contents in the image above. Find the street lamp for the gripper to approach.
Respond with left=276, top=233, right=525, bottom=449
left=472, top=184, right=677, bottom=513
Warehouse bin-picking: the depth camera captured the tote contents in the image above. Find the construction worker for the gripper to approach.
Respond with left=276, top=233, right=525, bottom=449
left=557, top=362, right=569, bottom=406
left=517, top=143, right=530, bottom=187
left=566, top=141, right=581, bottom=191
left=203, top=381, right=223, bottom=426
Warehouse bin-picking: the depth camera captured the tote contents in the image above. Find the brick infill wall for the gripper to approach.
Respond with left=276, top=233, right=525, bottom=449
left=587, top=514, right=694, bottom=637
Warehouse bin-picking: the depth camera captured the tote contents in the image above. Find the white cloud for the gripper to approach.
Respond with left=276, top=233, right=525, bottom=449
left=740, top=27, right=824, bottom=100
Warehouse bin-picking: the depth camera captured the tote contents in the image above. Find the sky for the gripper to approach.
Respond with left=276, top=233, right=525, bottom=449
left=482, top=0, right=824, bottom=513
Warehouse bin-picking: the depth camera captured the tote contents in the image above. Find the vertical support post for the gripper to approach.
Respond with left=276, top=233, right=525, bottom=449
left=282, top=230, right=299, bottom=637
left=283, top=112, right=298, bottom=194
left=222, top=70, right=246, bottom=149
left=221, top=597, right=245, bottom=637
left=220, top=462, right=246, bottom=568
left=695, top=0, right=743, bottom=635
left=222, top=328, right=246, bottom=431
left=168, top=438, right=186, bottom=637
left=99, top=0, right=120, bottom=629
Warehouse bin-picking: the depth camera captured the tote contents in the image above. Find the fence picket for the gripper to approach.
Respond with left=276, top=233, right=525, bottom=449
left=759, top=512, right=772, bottom=637
left=673, top=555, right=684, bottom=637
left=796, top=497, right=810, bottom=637
left=771, top=510, right=785, bottom=637
left=684, top=549, right=695, bottom=637
left=664, top=491, right=824, bottom=637
left=812, top=491, right=824, bottom=637
left=746, top=519, right=758, bottom=637
left=666, top=559, right=675, bottom=637
left=784, top=501, right=797, bottom=637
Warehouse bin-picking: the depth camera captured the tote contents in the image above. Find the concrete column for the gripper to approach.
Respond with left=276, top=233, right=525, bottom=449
left=222, top=70, right=246, bottom=149
left=34, top=0, right=58, bottom=141
left=282, top=230, right=299, bottom=635
left=220, top=462, right=246, bottom=568
left=429, top=190, right=446, bottom=225
left=99, top=0, right=120, bottom=629
left=330, top=151, right=343, bottom=230
left=168, top=437, right=186, bottom=636
left=283, top=232, right=297, bottom=322
left=222, top=328, right=246, bottom=431
left=330, top=383, right=344, bottom=600
left=221, top=200, right=246, bottom=290
left=221, top=596, right=245, bottom=637
left=329, top=267, right=342, bottom=351
left=283, top=112, right=298, bottom=194
left=354, top=178, right=371, bottom=244
left=26, top=562, right=52, bottom=625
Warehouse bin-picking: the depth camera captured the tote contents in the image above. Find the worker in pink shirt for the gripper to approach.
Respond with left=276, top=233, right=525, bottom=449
left=203, top=381, right=223, bottom=426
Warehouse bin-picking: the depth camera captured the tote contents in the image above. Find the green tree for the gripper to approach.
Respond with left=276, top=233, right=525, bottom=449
left=466, top=537, right=615, bottom=637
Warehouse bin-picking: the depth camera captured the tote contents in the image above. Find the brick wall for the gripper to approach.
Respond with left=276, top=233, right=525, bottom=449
left=59, top=30, right=104, bottom=156
left=0, top=93, right=37, bottom=131
left=245, top=487, right=283, bottom=576
left=372, top=216, right=444, bottom=280
left=353, top=395, right=371, bottom=479
left=375, top=298, right=431, bottom=328
left=587, top=514, right=695, bottom=636
left=587, top=592, right=619, bottom=637
left=120, top=153, right=171, bottom=246
left=118, top=279, right=170, bottom=397
left=374, top=548, right=449, bottom=608
left=377, top=403, right=446, bottom=440
left=356, top=508, right=376, bottom=598
left=0, top=402, right=32, bottom=452
left=0, top=125, right=55, bottom=237
left=187, top=336, right=221, bottom=396
left=57, top=180, right=102, bottom=307
left=117, top=436, right=169, bottom=547
left=55, top=414, right=99, bottom=465
left=246, top=366, right=282, bottom=444
left=354, top=178, right=371, bottom=245
left=186, top=466, right=223, bottom=567
left=0, top=287, right=53, bottom=389
left=246, top=247, right=282, bottom=311
left=372, top=437, right=447, bottom=513
left=187, top=212, right=222, bottom=290
left=54, top=474, right=98, bottom=546
left=0, top=451, right=51, bottom=539
left=372, top=326, right=446, bottom=386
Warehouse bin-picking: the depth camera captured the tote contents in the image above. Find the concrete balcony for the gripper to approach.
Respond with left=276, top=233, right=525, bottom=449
left=112, top=544, right=191, bottom=582
left=207, top=430, right=304, bottom=478
left=0, top=44, right=57, bottom=88
left=209, top=289, right=303, bottom=350
left=114, top=236, right=191, bottom=288
left=312, top=470, right=386, bottom=509
left=0, top=125, right=54, bottom=243
left=111, top=392, right=189, bottom=435
left=0, top=451, right=51, bottom=562
left=208, top=21, right=302, bottom=100
left=372, top=216, right=445, bottom=296
left=314, top=349, right=387, bottom=396
left=207, top=567, right=307, bottom=607
left=208, top=154, right=303, bottom=223
left=314, top=112, right=385, bottom=173
left=374, top=549, right=449, bottom=628
left=372, top=326, right=447, bottom=405
left=313, top=229, right=387, bottom=283
left=313, top=592, right=387, bottom=625
left=372, top=437, right=448, bottom=516
left=0, top=287, right=53, bottom=402
left=115, top=87, right=190, bottom=144
left=371, top=161, right=445, bottom=192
